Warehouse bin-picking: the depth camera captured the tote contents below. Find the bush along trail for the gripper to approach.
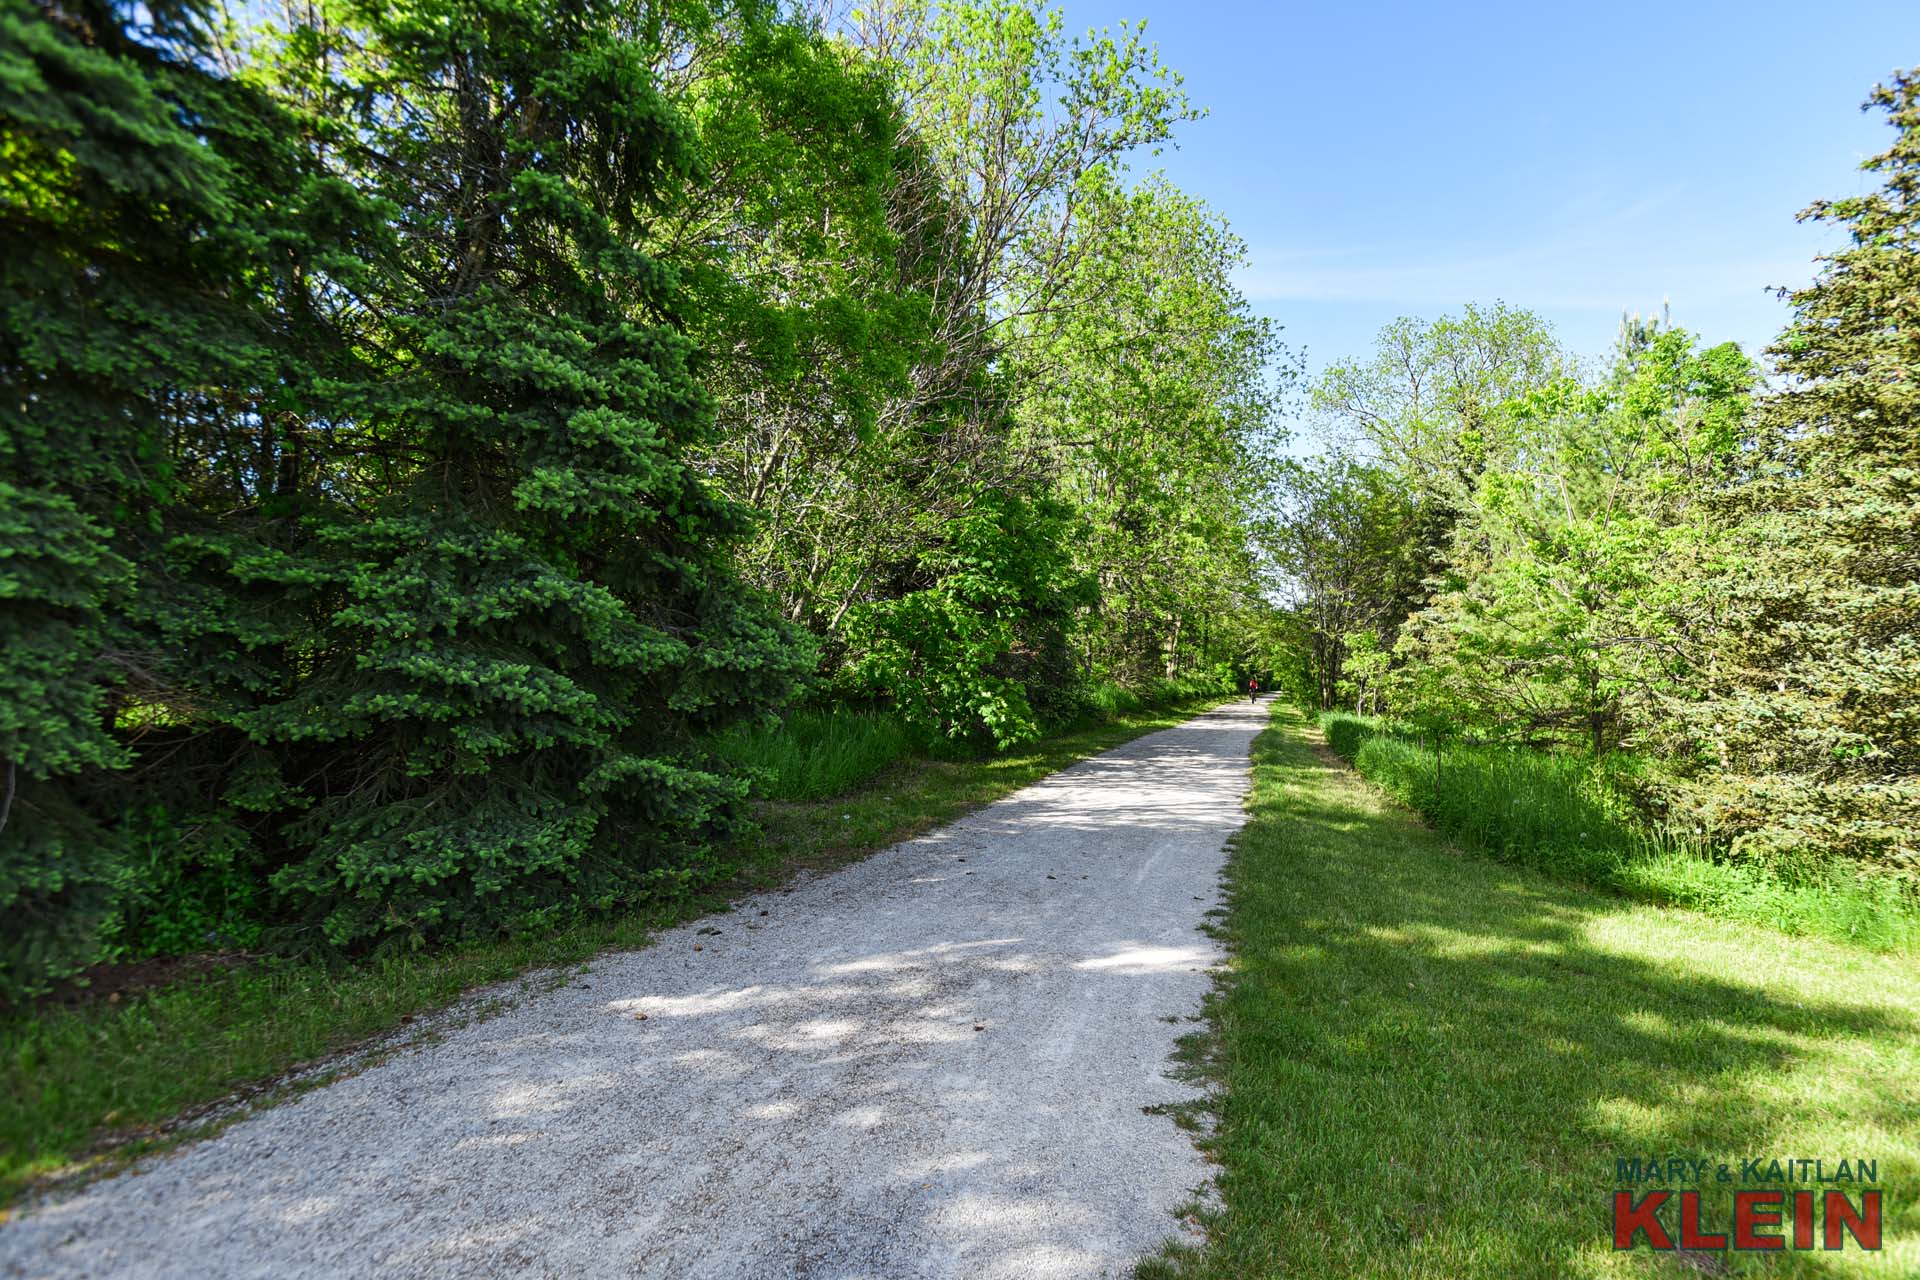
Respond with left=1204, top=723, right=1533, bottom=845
left=1145, top=704, right=1919, bottom=1280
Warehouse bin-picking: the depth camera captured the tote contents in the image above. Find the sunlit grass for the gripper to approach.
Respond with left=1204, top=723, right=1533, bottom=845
left=1147, top=706, right=1920, bottom=1279
left=1317, top=713, right=1919, bottom=952
left=1, top=914, right=669, bottom=1205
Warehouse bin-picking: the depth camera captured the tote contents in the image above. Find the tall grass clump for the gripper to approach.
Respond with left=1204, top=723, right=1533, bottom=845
left=1085, top=681, right=1144, bottom=719
left=1353, top=737, right=1629, bottom=882
left=710, top=707, right=916, bottom=801
left=1068, top=674, right=1233, bottom=729
left=1341, top=731, right=1919, bottom=951
left=1140, top=672, right=1239, bottom=705
left=1317, top=711, right=1380, bottom=762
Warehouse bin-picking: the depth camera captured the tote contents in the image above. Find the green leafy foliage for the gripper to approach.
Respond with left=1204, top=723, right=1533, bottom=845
left=841, top=491, right=1090, bottom=748
left=1388, top=325, right=1756, bottom=754
left=1021, top=177, right=1290, bottom=689
left=98, top=807, right=264, bottom=958
left=0, top=0, right=1271, bottom=1002
left=1257, top=457, right=1421, bottom=711
left=1661, top=73, right=1920, bottom=875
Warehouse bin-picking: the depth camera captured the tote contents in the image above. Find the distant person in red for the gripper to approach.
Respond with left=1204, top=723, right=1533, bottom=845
left=1248, top=677, right=1259, bottom=703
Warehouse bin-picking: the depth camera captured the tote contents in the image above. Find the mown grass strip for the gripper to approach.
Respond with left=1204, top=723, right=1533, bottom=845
left=1147, top=705, right=1919, bottom=1279
left=1, top=699, right=1215, bottom=1208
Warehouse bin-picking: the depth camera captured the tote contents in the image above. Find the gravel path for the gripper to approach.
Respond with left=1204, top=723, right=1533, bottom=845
left=2, top=700, right=1265, bottom=1280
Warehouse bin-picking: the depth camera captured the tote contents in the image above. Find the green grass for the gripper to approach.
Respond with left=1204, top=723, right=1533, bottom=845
left=709, top=706, right=917, bottom=801
left=1148, top=706, right=1920, bottom=1279
left=1318, top=713, right=1920, bottom=952
left=1, top=913, right=675, bottom=1209
left=1320, top=708, right=1381, bottom=761
left=0, top=697, right=1216, bottom=1208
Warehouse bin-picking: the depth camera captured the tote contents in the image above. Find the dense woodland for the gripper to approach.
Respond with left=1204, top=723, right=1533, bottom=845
left=1, top=0, right=1915, bottom=1003
left=0, top=0, right=1282, bottom=998
left=1270, top=75, right=1919, bottom=909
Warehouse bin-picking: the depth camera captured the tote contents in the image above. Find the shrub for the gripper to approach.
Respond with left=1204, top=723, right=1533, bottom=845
left=97, top=807, right=266, bottom=960
left=841, top=492, right=1091, bottom=750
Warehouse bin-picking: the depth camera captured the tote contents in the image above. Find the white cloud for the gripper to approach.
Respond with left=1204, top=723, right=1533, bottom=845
left=1233, top=189, right=1826, bottom=314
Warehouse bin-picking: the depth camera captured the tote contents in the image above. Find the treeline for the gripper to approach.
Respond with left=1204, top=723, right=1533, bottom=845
left=1266, top=73, right=1919, bottom=889
left=0, top=0, right=1281, bottom=997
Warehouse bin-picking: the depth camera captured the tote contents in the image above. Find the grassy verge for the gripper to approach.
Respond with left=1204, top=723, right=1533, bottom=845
left=708, top=706, right=916, bottom=801
left=1148, top=705, right=1919, bottom=1279
left=1319, top=713, right=1919, bottom=952
left=1, top=699, right=1216, bottom=1208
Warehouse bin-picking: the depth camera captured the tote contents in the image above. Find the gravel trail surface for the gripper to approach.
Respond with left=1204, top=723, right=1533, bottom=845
left=2, top=700, right=1265, bottom=1280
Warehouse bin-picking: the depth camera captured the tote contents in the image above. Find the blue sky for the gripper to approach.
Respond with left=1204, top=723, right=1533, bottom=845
left=1071, top=0, right=1920, bottom=382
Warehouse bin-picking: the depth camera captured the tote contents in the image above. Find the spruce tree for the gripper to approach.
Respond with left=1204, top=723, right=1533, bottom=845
left=257, top=0, right=808, bottom=948
left=1677, top=73, right=1920, bottom=876
left=0, top=0, right=320, bottom=993
left=0, top=0, right=808, bottom=989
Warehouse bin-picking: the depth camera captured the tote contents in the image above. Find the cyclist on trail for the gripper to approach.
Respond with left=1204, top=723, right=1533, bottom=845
left=1248, top=676, right=1259, bottom=703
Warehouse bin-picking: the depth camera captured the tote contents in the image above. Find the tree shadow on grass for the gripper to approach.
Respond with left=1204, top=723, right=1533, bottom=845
left=1161, top=721, right=1918, bottom=1280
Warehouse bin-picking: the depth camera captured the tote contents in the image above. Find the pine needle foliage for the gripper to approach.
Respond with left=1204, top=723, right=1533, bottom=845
left=0, top=0, right=809, bottom=997
left=0, top=0, right=337, bottom=995
left=1671, top=72, right=1920, bottom=876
